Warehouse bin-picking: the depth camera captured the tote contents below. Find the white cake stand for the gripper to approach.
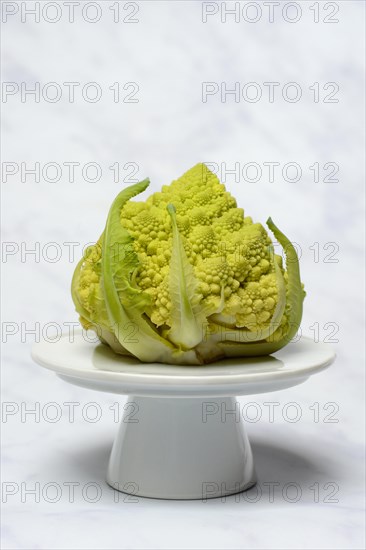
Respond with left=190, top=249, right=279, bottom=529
left=32, top=332, right=335, bottom=500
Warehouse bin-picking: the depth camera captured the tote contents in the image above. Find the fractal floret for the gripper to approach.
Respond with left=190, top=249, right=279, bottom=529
left=72, top=164, right=305, bottom=365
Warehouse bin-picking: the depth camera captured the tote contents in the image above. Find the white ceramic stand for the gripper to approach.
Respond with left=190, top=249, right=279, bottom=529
left=107, top=397, right=255, bottom=499
left=32, top=332, right=335, bottom=500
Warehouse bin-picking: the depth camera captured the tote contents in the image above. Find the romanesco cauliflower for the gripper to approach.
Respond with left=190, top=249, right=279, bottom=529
left=72, top=164, right=305, bottom=365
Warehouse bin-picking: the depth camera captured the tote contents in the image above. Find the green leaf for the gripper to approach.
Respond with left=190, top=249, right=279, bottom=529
left=167, top=203, right=207, bottom=349
left=266, top=217, right=305, bottom=342
left=101, top=181, right=199, bottom=364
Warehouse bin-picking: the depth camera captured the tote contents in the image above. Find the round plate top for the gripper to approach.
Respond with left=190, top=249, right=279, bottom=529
left=31, top=331, right=335, bottom=397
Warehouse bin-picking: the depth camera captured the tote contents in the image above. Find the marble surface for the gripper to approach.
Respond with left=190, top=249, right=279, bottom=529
left=1, top=1, right=365, bottom=549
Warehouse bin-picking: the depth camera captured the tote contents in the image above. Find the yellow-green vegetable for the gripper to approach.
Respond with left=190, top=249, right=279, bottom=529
left=72, top=164, right=305, bottom=365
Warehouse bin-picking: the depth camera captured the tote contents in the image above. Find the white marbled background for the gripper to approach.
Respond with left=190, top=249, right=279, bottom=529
left=1, top=1, right=365, bottom=549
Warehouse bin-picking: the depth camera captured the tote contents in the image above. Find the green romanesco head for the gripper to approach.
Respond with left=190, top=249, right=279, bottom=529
left=72, top=164, right=305, bottom=364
